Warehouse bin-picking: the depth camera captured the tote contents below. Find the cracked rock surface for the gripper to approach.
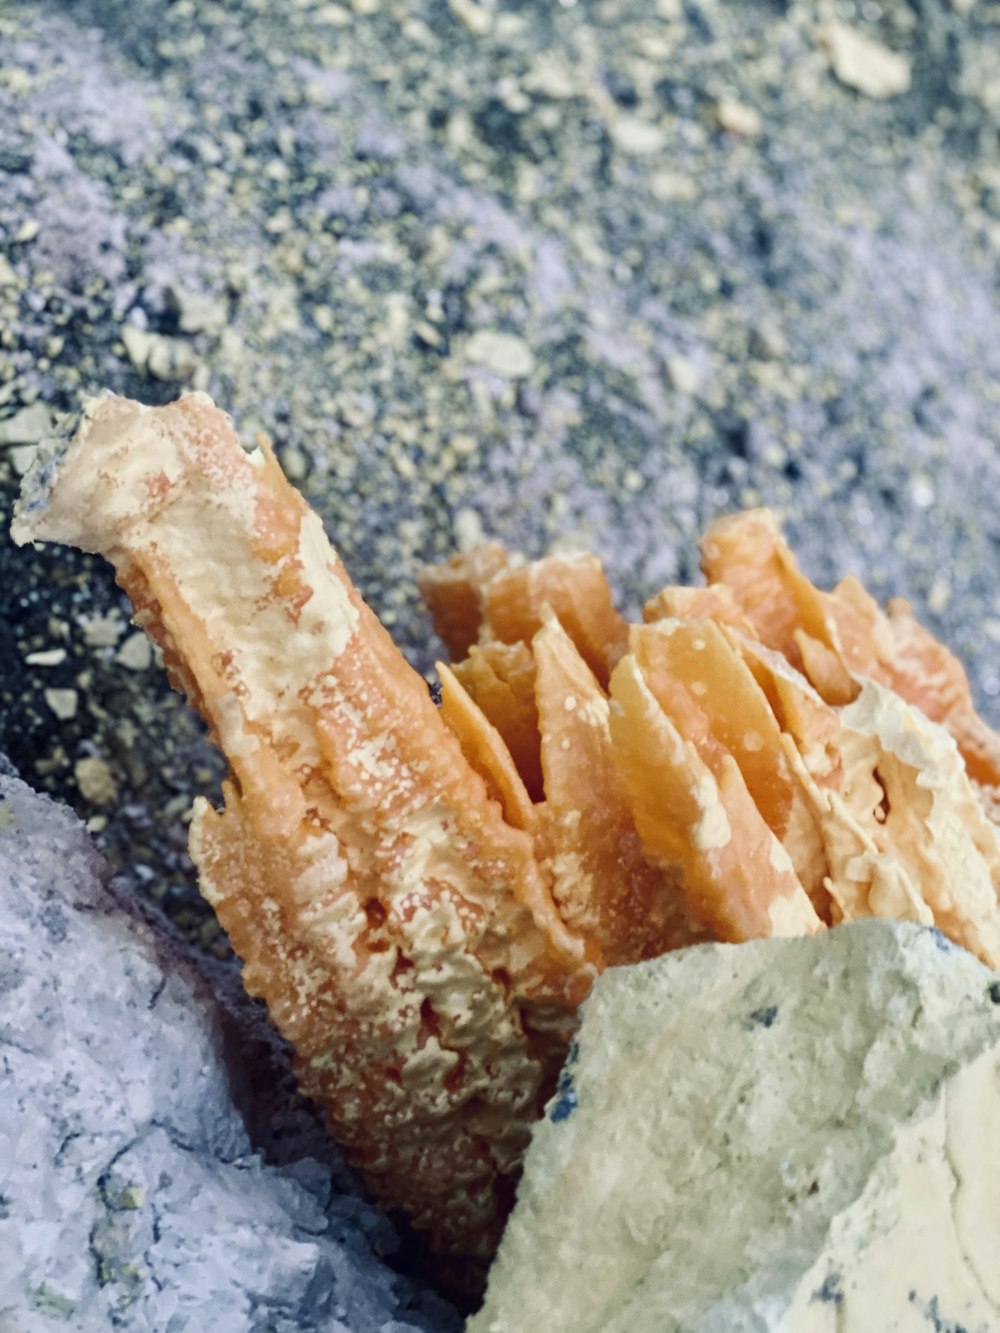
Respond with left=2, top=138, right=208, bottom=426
left=0, top=769, right=459, bottom=1332
left=473, top=921, right=1000, bottom=1333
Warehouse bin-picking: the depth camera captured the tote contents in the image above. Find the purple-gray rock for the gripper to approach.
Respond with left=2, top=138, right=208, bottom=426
left=0, top=770, right=459, bottom=1332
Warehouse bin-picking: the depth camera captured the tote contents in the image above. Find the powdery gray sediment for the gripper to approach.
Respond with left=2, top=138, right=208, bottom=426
left=0, top=770, right=458, bottom=1333
left=473, top=921, right=1000, bottom=1332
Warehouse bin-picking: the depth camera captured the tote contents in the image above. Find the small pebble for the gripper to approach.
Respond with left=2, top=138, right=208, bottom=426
left=821, top=21, right=912, bottom=99
left=666, top=354, right=702, bottom=396
left=82, top=617, right=124, bottom=648
left=448, top=0, right=492, bottom=35
left=25, top=648, right=67, bottom=667
left=74, top=756, right=118, bottom=806
left=465, top=331, right=535, bottom=378
left=0, top=403, right=53, bottom=445
left=116, top=632, right=153, bottom=671
left=453, top=506, right=485, bottom=551
left=610, top=117, right=667, bottom=156
left=714, top=99, right=763, bottom=137
left=44, top=688, right=78, bottom=720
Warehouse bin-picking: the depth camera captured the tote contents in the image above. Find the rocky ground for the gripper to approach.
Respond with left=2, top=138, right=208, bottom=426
left=2, top=0, right=1000, bottom=937
left=1, top=0, right=999, bottom=1324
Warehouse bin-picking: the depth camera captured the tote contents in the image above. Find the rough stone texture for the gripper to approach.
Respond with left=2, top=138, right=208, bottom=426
left=472, top=921, right=1000, bottom=1332
left=0, top=770, right=459, bottom=1332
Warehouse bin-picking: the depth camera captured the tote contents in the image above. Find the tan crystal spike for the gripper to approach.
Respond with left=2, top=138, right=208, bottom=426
left=423, top=543, right=629, bottom=688
left=608, top=652, right=823, bottom=943
left=643, top=580, right=756, bottom=636
left=700, top=508, right=1000, bottom=788
left=451, top=641, right=544, bottom=801
left=437, top=659, right=537, bottom=834
left=630, top=620, right=831, bottom=920
left=417, top=541, right=509, bottom=661
left=532, top=615, right=699, bottom=964
left=12, top=392, right=595, bottom=1266
left=482, top=553, right=629, bottom=687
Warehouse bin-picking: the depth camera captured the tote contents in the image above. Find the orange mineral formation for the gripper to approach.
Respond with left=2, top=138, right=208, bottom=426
left=11, top=392, right=595, bottom=1277
left=698, top=507, right=1000, bottom=791
left=14, top=393, right=1000, bottom=1279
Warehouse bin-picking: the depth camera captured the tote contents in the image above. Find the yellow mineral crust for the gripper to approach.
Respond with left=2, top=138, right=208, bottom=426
left=15, top=390, right=1000, bottom=1282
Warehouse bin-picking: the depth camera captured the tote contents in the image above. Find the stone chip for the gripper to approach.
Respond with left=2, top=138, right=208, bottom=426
left=464, top=330, right=535, bottom=378
left=609, top=117, right=668, bottom=156
left=821, top=22, right=912, bottom=100
left=73, top=754, right=118, bottom=805
left=713, top=99, right=763, bottom=137
left=43, top=687, right=78, bottom=720
left=0, top=402, right=54, bottom=446
left=116, top=630, right=153, bottom=671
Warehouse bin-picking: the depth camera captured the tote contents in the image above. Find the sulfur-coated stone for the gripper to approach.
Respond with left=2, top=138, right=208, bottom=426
left=471, top=922, right=1000, bottom=1333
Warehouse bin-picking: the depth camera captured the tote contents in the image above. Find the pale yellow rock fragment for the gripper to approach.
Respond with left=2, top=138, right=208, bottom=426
left=74, top=756, right=118, bottom=805
left=9, top=445, right=38, bottom=476
left=523, top=56, right=577, bottom=100
left=0, top=402, right=53, bottom=444
left=821, top=21, right=912, bottom=99
left=785, top=1048, right=1000, bottom=1330
left=665, top=354, right=701, bottom=395
left=81, top=616, right=124, bottom=648
left=610, top=118, right=667, bottom=156
left=116, top=631, right=153, bottom=671
left=448, top=0, right=492, bottom=35
left=25, top=648, right=66, bottom=667
left=472, top=924, right=1000, bottom=1333
left=650, top=170, right=699, bottom=203
left=464, top=330, right=534, bottom=378
left=44, top=688, right=78, bottom=721
left=714, top=98, right=763, bottom=137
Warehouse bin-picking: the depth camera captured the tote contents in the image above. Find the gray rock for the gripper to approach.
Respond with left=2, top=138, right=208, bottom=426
left=472, top=922, right=1000, bottom=1332
left=0, top=771, right=458, bottom=1332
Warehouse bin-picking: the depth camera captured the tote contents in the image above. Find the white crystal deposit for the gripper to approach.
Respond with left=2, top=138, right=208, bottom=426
left=0, top=770, right=458, bottom=1333
left=471, top=921, right=1000, bottom=1333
